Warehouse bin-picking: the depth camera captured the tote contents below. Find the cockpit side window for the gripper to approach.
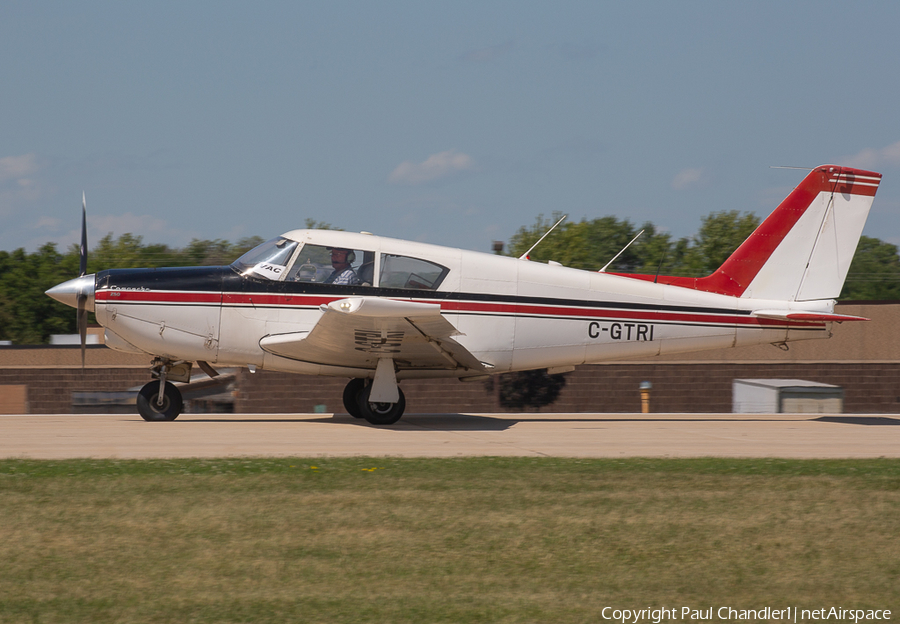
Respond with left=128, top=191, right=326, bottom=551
left=379, top=254, right=449, bottom=290
left=287, top=244, right=375, bottom=286
left=230, top=237, right=299, bottom=281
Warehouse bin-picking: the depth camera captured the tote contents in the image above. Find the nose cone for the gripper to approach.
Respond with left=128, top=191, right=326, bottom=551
left=45, top=274, right=96, bottom=312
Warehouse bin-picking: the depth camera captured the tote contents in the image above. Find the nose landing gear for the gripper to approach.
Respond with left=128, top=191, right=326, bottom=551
left=136, top=359, right=186, bottom=421
left=137, top=379, right=183, bottom=421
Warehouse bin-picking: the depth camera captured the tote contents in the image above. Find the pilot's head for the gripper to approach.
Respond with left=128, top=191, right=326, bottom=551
left=330, top=248, right=352, bottom=270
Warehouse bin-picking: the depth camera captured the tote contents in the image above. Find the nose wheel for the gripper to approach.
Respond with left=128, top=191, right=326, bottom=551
left=137, top=380, right=183, bottom=421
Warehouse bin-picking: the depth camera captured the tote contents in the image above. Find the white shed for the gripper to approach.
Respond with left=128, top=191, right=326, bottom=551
left=732, top=379, right=843, bottom=414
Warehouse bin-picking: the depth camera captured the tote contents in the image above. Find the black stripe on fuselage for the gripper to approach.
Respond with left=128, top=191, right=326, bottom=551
left=97, top=265, right=754, bottom=317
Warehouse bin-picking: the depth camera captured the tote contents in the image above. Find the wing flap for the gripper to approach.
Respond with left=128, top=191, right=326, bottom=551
left=259, top=297, right=489, bottom=372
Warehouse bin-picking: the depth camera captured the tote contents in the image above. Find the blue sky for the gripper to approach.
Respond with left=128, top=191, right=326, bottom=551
left=2, top=1, right=899, bottom=257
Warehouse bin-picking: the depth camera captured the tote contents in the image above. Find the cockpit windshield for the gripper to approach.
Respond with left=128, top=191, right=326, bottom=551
left=231, top=237, right=299, bottom=280
left=231, top=237, right=449, bottom=289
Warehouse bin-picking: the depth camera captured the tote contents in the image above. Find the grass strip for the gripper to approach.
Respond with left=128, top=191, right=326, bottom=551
left=1, top=457, right=898, bottom=623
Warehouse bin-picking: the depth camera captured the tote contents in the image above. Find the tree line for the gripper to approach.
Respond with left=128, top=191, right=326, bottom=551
left=508, top=211, right=900, bottom=301
left=3, top=211, right=899, bottom=344
left=0, top=235, right=264, bottom=345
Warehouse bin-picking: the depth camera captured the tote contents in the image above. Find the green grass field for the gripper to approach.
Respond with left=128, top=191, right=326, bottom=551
left=1, top=458, right=898, bottom=623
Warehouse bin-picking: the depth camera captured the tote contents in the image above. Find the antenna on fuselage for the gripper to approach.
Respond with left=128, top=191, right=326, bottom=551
left=518, top=214, right=567, bottom=260
left=598, top=229, right=644, bottom=273
left=653, top=247, right=667, bottom=283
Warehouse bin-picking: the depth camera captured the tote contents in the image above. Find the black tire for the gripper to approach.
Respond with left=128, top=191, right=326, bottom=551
left=342, top=378, right=366, bottom=418
left=357, top=385, right=406, bottom=425
left=137, top=380, right=183, bottom=421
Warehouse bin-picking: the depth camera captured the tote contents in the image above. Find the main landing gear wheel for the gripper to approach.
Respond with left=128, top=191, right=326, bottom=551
left=357, top=384, right=406, bottom=426
left=343, top=378, right=366, bottom=418
left=137, top=380, right=183, bottom=421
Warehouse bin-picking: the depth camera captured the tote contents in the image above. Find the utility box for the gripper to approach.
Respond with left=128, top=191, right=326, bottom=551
left=732, top=379, right=843, bottom=414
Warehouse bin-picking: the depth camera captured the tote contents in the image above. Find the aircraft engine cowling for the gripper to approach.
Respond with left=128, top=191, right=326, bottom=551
left=93, top=267, right=225, bottom=363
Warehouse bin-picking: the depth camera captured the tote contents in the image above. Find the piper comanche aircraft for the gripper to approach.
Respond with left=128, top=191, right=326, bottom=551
left=46, top=165, right=881, bottom=424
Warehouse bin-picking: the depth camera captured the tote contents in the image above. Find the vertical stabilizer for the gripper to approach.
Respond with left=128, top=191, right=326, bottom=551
left=738, top=165, right=880, bottom=301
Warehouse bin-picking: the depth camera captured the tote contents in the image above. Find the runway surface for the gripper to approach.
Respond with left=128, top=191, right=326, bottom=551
left=2, top=412, right=899, bottom=459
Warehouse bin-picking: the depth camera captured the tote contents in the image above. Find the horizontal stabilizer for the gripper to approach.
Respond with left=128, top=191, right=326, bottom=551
left=751, top=309, right=869, bottom=323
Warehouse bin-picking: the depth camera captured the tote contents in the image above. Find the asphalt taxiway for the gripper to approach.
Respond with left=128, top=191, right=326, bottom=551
left=1, top=412, right=898, bottom=459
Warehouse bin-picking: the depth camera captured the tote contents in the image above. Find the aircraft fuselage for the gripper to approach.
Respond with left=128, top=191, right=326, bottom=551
left=93, top=230, right=831, bottom=380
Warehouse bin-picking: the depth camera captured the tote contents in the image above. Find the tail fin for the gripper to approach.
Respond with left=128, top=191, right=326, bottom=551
left=633, top=165, right=881, bottom=300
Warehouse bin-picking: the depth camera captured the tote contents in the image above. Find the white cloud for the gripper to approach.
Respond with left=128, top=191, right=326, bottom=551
left=0, top=153, right=38, bottom=182
left=671, top=167, right=706, bottom=190
left=35, top=216, right=61, bottom=230
left=388, top=150, right=474, bottom=185
left=0, top=153, right=43, bottom=215
left=843, top=140, right=900, bottom=169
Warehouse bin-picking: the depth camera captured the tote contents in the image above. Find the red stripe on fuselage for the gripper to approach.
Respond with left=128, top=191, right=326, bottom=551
left=96, top=290, right=222, bottom=304
left=221, top=293, right=334, bottom=307
left=439, top=300, right=811, bottom=327
left=96, top=290, right=822, bottom=329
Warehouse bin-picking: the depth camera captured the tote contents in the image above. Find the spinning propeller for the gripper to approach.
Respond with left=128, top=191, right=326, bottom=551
left=77, top=192, right=88, bottom=367
left=45, top=192, right=95, bottom=369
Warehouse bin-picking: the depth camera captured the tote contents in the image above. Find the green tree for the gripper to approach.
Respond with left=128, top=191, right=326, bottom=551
left=0, top=244, right=80, bottom=343
left=89, top=233, right=163, bottom=272
left=627, top=222, right=675, bottom=276
left=839, top=236, right=900, bottom=301
left=179, top=239, right=238, bottom=267
left=508, top=213, right=670, bottom=273
left=304, top=218, right=339, bottom=231
left=679, top=210, right=760, bottom=277
left=508, top=213, right=706, bottom=277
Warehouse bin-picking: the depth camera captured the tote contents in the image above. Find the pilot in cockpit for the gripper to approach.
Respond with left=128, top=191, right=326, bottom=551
left=323, top=248, right=360, bottom=285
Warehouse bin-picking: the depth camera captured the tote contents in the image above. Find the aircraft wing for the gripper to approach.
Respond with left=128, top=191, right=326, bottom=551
left=259, top=297, right=490, bottom=372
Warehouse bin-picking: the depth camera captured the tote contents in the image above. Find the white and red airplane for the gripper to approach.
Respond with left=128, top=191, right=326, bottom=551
left=47, top=165, right=881, bottom=424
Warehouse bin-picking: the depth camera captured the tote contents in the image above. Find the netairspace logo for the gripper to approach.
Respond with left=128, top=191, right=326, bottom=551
left=600, top=607, right=892, bottom=623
